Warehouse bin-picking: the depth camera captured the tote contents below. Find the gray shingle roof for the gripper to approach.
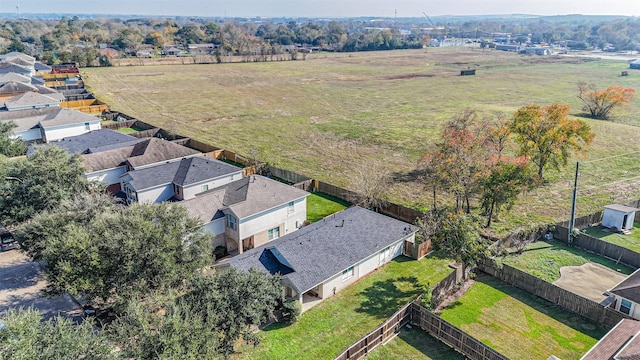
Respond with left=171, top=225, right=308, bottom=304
left=0, top=52, right=35, bottom=63
left=0, top=63, right=31, bottom=75
left=34, top=85, right=65, bottom=101
left=224, top=175, right=309, bottom=219
left=39, top=108, right=100, bottom=128
left=0, top=72, right=31, bottom=85
left=611, top=268, right=640, bottom=304
left=225, top=206, right=415, bottom=293
left=82, top=138, right=200, bottom=172
left=46, top=129, right=139, bottom=154
left=0, top=81, right=37, bottom=93
left=3, top=92, right=60, bottom=110
left=582, top=319, right=640, bottom=360
left=0, top=107, right=57, bottom=132
left=34, top=62, right=52, bottom=72
left=126, top=156, right=241, bottom=191
left=178, top=188, right=226, bottom=223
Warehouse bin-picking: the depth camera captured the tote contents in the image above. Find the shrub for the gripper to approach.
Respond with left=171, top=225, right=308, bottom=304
left=281, top=299, right=302, bottom=324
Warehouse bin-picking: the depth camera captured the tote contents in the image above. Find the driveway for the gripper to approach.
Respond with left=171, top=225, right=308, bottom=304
left=0, top=250, right=81, bottom=320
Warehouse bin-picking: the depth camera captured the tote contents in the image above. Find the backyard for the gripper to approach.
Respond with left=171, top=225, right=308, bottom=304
left=366, top=327, right=464, bottom=360
left=582, top=223, right=640, bottom=253
left=439, top=275, right=607, bottom=360
left=502, top=239, right=634, bottom=282
left=82, top=47, right=640, bottom=231
left=306, top=192, right=350, bottom=223
left=235, top=254, right=454, bottom=360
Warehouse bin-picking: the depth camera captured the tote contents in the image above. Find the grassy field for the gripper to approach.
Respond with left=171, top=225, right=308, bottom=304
left=235, top=255, right=454, bottom=360
left=439, top=276, right=607, bottom=360
left=306, top=192, right=350, bottom=223
left=366, top=327, right=464, bottom=360
left=82, top=48, right=640, bottom=230
left=582, top=223, right=640, bottom=252
left=502, top=239, right=634, bottom=282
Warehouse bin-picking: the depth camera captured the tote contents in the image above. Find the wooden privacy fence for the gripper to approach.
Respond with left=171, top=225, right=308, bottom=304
left=410, top=303, right=509, bottom=360
left=554, top=226, right=640, bottom=269
left=101, top=119, right=137, bottom=131
left=334, top=300, right=414, bottom=360
left=478, top=260, right=628, bottom=328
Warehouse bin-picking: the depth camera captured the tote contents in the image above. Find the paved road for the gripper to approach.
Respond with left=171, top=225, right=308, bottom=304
left=0, top=250, right=81, bottom=320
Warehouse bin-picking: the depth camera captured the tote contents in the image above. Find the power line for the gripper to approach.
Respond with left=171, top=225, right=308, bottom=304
left=580, top=150, right=640, bottom=164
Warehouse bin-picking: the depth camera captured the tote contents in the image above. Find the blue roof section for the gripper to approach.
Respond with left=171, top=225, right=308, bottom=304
left=225, top=206, right=416, bottom=293
left=47, top=129, right=139, bottom=154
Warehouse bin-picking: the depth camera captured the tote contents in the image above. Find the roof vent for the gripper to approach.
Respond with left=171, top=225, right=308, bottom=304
left=336, top=219, right=344, bottom=227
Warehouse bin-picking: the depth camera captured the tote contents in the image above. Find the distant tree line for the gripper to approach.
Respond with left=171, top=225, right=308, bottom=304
left=0, top=15, right=639, bottom=66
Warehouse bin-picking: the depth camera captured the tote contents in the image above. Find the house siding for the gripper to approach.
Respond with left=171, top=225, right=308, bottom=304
left=238, top=197, right=307, bottom=241
left=86, top=166, right=127, bottom=186
left=42, top=121, right=101, bottom=143
left=613, top=295, right=640, bottom=320
left=136, top=184, right=174, bottom=204
left=14, top=128, right=42, bottom=142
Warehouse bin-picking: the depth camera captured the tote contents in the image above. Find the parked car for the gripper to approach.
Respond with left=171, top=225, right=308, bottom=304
left=0, top=225, right=18, bottom=252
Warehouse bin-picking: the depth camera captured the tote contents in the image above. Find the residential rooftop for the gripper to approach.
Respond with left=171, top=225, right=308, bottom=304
left=611, top=268, right=640, bottom=304
left=581, top=319, right=640, bottom=360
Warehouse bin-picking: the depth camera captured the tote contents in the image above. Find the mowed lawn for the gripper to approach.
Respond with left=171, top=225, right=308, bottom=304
left=83, top=48, right=640, bottom=229
left=366, top=327, right=464, bottom=360
left=439, top=276, right=607, bottom=360
left=236, top=255, right=454, bottom=360
left=502, top=239, right=634, bottom=282
left=582, top=223, right=640, bottom=253
left=306, top=192, right=350, bottom=223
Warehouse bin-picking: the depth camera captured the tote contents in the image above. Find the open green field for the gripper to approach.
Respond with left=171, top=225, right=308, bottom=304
left=439, top=276, right=607, bottom=360
left=503, top=239, right=634, bottom=282
left=82, top=48, right=640, bottom=229
left=306, top=192, right=350, bottom=223
left=235, top=255, right=454, bottom=360
left=366, top=327, right=464, bottom=360
left=582, top=223, right=640, bottom=253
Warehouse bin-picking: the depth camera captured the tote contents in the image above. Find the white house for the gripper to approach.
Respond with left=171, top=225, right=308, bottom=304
left=218, top=206, right=417, bottom=312
left=602, top=204, right=639, bottom=233
left=3, top=92, right=60, bottom=111
left=0, top=107, right=100, bottom=143
left=178, top=175, right=309, bottom=252
left=82, top=138, right=201, bottom=193
left=120, top=156, right=243, bottom=204
left=609, top=268, right=640, bottom=320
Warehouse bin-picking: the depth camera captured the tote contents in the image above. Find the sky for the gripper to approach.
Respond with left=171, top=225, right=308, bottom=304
left=1, top=0, right=639, bottom=18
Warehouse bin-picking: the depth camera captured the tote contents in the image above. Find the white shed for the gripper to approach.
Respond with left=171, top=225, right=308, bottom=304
left=602, top=204, right=639, bottom=232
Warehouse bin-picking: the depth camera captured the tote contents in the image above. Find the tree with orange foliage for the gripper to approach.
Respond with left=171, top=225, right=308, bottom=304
left=577, top=83, right=635, bottom=120
left=510, top=103, right=594, bottom=181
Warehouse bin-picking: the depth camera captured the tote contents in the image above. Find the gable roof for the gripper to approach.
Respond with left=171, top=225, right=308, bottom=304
left=223, top=175, right=309, bottom=219
left=0, top=107, right=58, bottom=132
left=8, top=58, right=33, bottom=68
left=33, top=85, right=65, bottom=101
left=581, top=319, right=640, bottom=360
left=225, top=206, right=415, bottom=293
left=125, top=156, right=242, bottom=191
left=83, top=138, right=200, bottom=172
left=0, top=81, right=37, bottom=94
left=3, top=92, right=60, bottom=110
left=34, top=62, right=52, bottom=72
left=611, top=268, right=640, bottom=304
left=39, top=108, right=100, bottom=128
left=0, top=72, right=31, bottom=85
left=46, top=129, right=140, bottom=154
left=0, top=52, right=35, bottom=63
left=178, top=175, right=308, bottom=224
left=0, top=63, right=31, bottom=75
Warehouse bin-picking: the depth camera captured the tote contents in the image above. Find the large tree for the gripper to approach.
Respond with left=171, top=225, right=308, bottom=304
left=480, top=159, right=533, bottom=227
left=577, top=83, right=635, bottom=120
left=0, top=146, right=90, bottom=226
left=510, top=103, right=594, bottom=181
left=0, top=121, right=25, bottom=157
left=0, top=307, right=115, bottom=360
left=18, top=196, right=212, bottom=311
left=111, top=268, right=282, bottom=359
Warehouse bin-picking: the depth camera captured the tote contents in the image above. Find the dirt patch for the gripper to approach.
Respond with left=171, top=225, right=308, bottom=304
left=434, top=278, right=475, bottom=314
left=553, top=262, right=627, bottom=303
left=383, top=73, right=436, bottom=80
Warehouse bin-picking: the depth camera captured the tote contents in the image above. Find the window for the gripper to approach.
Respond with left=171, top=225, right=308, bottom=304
left=84, top=122, right=90, bottom=130
left=342, top=266, right=354, bottom=281
left=620, top=299, right=632, bottom=315
left=202, top=184, right=209, bottom=192
left=268, top=227, right=280, bottom=240
left=288, top=201, right=295, bottom=214
left=227, top=214, right=237, bottom=231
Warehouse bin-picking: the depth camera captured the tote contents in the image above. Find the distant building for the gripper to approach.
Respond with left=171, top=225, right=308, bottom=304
left=631, top=59, right=640, bottom=70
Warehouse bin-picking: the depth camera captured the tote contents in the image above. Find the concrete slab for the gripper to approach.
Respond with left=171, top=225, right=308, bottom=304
left=553, top=262, right=627, bottom=303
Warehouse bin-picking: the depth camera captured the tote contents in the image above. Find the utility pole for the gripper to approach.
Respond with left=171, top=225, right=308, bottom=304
left=568, top=162, right=579, bottom=244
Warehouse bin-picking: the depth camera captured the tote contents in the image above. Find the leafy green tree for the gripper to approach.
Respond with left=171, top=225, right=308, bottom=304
left=0, top=307, right=115, bottom=360
left=0, top=147, right=90, bottom=226
left=112, top=268, right=282, bottom=359
left=19, top=197, right=212, bottom=311
left=0, top=122, right=25, bottom=157
left=432, top=211, right=488, bottom=278
left=481, top=160, right=533, bottom=227
left=510, top=103, right=594, bottom=181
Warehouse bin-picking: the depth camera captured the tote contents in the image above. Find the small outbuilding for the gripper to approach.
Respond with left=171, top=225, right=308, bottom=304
left=602, top=204, right=639, bottom=232
left=630, top=59, right=640, bottom=70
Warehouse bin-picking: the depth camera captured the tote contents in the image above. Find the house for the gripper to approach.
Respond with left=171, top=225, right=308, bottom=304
left=609, top=268, right=640, bottom=320
left=136, top=50, right=153, bottom=58
left=34, top=61, right=52, bottom=74
left=179, top=175, right=309, bottom=252
left=100, top=48, right=119, bottom=59
left=188, top=43, right=216, bottom=55
left=602, top=204, right=639, bottom=233
left=82, top=138, right=200, bottom=192
left=2, top=92, right=60, bottom=111
left=164, top=47, right=184, bottom=57
left=0, top=81, right=39, bottom=100
left=43, top=129, right=141, bottom=155
left=520, top=47, right=551, bottom=55
left=0, top=62, right=33, bottom=77
left=0, top=72, right=31, bottom=85
left=218, top=206, right=417, bottom=311
left=630, top=59, right=640, bottom=70
left=495, top=44, right=521, bottom=52
left=0, top=107, right=101, bottom=143
left=33, top=85, right=65, bottom=101
left=581, top=319, right=640, bottom=359
left=120, top=156, right=243, bottom=204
